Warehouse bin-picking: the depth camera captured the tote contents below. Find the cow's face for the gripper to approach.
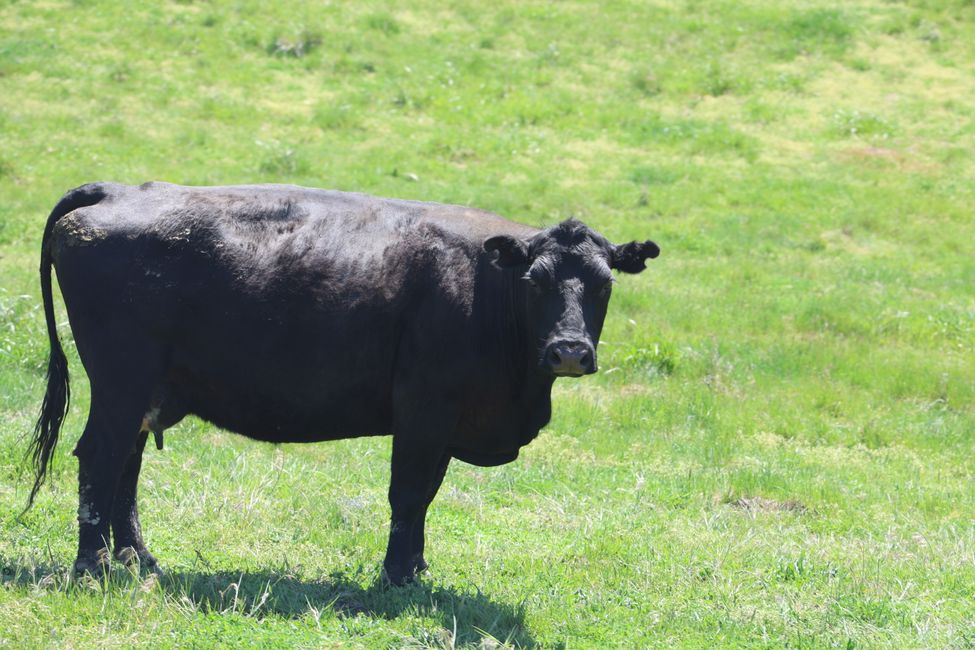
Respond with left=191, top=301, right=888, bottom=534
left=485, top=219, right=659, bottom=378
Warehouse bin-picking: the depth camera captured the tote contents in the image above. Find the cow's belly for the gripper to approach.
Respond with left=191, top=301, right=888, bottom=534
left=163, top=359, right=394, bottom=442
left=144, top=272, right=405, bottom=441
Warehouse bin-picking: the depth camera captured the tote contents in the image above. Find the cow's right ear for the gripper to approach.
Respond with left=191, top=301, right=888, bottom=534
left=484, top=235, right=530, bottom=268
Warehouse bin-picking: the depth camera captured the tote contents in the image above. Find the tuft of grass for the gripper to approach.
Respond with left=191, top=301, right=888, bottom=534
left=777, top=8, right=854, bottom=60
left=699, top=61, right=744, bottom=97
left=313, top=104, right=359, bottom=131
left=266, top=31, right=322, bottom=58
left=256, top=143, right=310, bottom=176
left=630, top=66, right=662, bottom=97
left=832, top=109, right=896, bottom=139
left=364, top=13, right=400, bottom=36
left=606, top=342, right=679, bottom=378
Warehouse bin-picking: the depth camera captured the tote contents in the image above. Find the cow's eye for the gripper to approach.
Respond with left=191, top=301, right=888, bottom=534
left=525, top=276, right=544, bottom=293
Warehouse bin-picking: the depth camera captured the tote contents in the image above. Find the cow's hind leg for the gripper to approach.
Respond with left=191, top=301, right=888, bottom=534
left=74, top=382, right=148, bottom=575
left=112, top=392, right=185, bottom=570
left=111, top=430, right=158, bottom=571
left=72, top=395, right=148, bottom=577
left=71, top=376, right=158, bottom=578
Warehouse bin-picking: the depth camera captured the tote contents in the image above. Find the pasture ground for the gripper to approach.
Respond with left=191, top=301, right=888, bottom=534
left=1, top=1, right=974, bottom=647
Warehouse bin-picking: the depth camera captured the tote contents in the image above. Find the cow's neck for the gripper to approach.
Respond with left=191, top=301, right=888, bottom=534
left=498, top=266, right=555, bottom=423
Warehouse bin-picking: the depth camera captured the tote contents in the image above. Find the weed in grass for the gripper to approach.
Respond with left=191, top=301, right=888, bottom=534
left=832, top=109, right=896, bottom=139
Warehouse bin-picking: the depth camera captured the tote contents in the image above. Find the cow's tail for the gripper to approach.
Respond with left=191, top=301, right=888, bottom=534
left=24, top=184, right=108, bottom=512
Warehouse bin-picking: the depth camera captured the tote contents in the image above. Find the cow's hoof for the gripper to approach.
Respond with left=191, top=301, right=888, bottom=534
left=72, top=552, right=110, bottom=580
left=381, top=566, right=415, bottom=588
left=412, top=555, right=429, bottom=575
left=114, top=546, right=162, bottom=575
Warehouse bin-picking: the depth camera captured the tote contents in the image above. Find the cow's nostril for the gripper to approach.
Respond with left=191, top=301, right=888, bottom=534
left=546, top=341, right=596, bottom=376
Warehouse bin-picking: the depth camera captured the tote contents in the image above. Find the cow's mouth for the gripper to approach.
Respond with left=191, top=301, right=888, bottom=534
left=552, top=368, right=588, bottom=378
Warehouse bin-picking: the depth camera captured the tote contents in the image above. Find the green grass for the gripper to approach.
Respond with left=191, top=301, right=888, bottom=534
left=2, top=0, right=974, bottom=647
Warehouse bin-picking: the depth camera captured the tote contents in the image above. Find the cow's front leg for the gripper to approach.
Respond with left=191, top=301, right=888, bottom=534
left=410, top=453, right=450, bottom=575
left=383, top=434, right=449, bottom=586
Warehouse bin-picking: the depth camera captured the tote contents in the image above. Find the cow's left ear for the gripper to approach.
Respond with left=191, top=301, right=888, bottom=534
left=484, top=235, right=530, bottom=268
left=610, top=240, right=660, bottom=274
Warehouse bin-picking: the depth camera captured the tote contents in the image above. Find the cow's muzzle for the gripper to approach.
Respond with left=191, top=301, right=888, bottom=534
left=544, top=340, right=596, bottom=377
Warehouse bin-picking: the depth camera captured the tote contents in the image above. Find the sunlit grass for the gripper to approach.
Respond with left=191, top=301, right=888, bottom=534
left=1, top=0, right=973, bottom=647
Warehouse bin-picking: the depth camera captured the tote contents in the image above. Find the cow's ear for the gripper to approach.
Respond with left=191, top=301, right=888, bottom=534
left=484, top=235, right=530, bottom=268
left=610, top=240, right=660, bottom=274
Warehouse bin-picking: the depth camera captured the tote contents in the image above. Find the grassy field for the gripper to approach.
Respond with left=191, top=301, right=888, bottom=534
left=1, top=0, right=974, bottom=647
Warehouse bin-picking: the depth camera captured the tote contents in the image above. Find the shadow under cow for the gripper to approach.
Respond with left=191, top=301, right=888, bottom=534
left=162, top=567, right=538, bottom=647
left=0, top=555, right=538, bottom=647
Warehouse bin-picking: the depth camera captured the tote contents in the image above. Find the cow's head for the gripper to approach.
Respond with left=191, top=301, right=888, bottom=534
left=484, top=219, right=659, bottom=378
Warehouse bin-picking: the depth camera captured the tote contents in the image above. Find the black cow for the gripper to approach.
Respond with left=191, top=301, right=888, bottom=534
left=26, top=182, right=659, bottom=584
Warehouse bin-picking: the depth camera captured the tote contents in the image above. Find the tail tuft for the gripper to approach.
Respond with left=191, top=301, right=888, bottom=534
left=25, top=340, right=70, bottom=510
